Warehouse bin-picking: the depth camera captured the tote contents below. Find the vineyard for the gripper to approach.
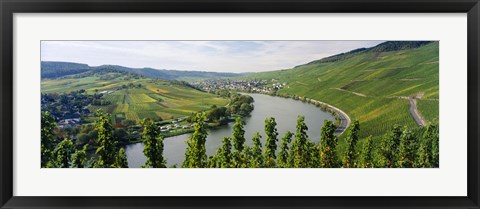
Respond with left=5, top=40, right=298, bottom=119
left=41, top=73, right=229, bottom=123
left=244, top=42, right=439, bottom=142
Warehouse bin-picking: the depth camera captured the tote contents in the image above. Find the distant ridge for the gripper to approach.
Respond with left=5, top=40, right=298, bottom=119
left=41, top=61, right=91, bottom=78
left=369, top=41, right=433, bottom=52
left=299, top=41, right=433, bottom=67
left=41, top=61, right=247, bottom=80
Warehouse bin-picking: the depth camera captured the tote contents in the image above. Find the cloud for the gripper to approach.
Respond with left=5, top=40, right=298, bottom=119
left=41, top=40, right=384, bottom=73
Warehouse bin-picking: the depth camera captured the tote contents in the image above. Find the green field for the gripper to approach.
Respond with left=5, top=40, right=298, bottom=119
left=243, top=42, right=439, bottom=140
left=41, top=73, right=229, bottom=123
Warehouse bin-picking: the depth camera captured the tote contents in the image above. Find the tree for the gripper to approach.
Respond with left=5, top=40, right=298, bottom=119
left=206, top=106, right=227, bottom=122
left=307, top=141, right=321, bottom=168
left=116, top=148, right=129, bottom=168
left=342, top=120, right=360, bottom=168
left=53, top=138, right=75, bottom=168
left=41, top=111, right=57, bottom=168
left=182, top=113, right=208, bottom=168
left=320, top=120, right=338, bottom=168
left=415, top=139, right=431, bottom=168
left=239, top=103, right=253, bottom=115
left=278, top=131, right=293, bottom=168
left=289, top=115, right=310, bottom=168
left=249, top=132, right=264, bottom=168
left=141, top=118, right=166, bottom=168
left=94, top=111, right=118, bottom=168
left=217, top=137, right=233, bottom=168
left=208, top=155, right=219, bottom=168
left=232, top=117, right=246, bottom=167
left=122, top=119, right=136, bottom=127
left=263, top=117, right=279, bottom=168
left=87, top=157, right=98, bottom=168
left=397, top=128, right=417, bottom=168
left=242, top=147, right=252, bottom=168
left=359, top=136, right=374, bottom=168
left=416, top=123, right=439, bottom=168
left=430, top=123, right=439, bottom=167
left=114, top=128, right=129, bottom=145
left=71, top=144, right=88, bottom=168
left=380, top=125, right=402, bottom=168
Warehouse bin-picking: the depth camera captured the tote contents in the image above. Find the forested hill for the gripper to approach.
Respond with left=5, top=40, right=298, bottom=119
left=243, top=41, right=439, bottom=139
left=41, top=61, right=247, bottom=80
left=41, top=61, right=91, bottom=78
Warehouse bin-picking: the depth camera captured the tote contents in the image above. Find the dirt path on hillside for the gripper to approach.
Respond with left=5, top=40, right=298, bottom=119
left=333, top=88, right=367, bottom=97
left=409, top=94, right=427, bottom=126
left=296, top=81, right=308, bottom=86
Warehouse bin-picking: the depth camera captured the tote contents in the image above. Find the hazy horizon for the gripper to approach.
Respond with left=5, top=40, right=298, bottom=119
left=41, top=40, right=384, bottom=73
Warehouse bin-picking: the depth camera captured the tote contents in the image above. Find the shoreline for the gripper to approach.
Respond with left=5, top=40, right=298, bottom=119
left=121, top=91, right=352, bottom=148
left=307, top=98, right=351, bottom=135
left=242, top=92, right=351, bottom=136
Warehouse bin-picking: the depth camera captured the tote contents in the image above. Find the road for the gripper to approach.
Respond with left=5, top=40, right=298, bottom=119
left=309, top=98, right=351, bottom=136
left=409, top=97, right=427, bottom=126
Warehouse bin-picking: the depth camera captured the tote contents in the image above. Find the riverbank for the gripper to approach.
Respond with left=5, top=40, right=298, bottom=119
left=241, top=92, right=351, bottom=136
left=122, top=91, right=351, bottom=150
left=126, top=93, right=338, bottom=167
left=277, top=95, right=350, bottom=135
left=307, top=98, right=351, bottom=135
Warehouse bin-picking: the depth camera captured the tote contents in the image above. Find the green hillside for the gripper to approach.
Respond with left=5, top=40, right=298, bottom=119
left=41, top=71, right=229, bottom=123
left=41, top=61, right=247, bottom=81
left=243, top=41, right=439, bottom=139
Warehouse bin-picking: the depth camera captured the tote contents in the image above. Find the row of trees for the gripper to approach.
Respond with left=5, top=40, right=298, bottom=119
left=180, top=114, right=438, bottom=168
left=42, top=110, right=439, bottom=168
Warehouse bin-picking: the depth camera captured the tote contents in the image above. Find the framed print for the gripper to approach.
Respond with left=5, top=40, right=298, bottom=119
left=1, top=0, right=479, bottom=208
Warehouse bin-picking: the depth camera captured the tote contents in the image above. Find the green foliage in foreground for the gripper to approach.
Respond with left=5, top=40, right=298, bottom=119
left=204, top=113, right=439, bottom=168
left=278, top=131, right=293, bottom=168
left=182, top=113, right=208, bottom=168
left=232, top=117, right=247, bottom=167
left=53, top=138, right=75, bottom=168
left=263, top=117, right=279, bottom=168
left=95, top=111, right=119, bottom=167
left=42, top=111, right=439, bottom=168
left=71, top=145, right=88, bottom=168
left=41, top=111, right=57, bottom=168
left=141, top=118, right=166, bottom=168
left=42, top=111, right=130, bottom=168
left=288, top=116, right=312, bottom=168
left=343, top=120, right=360, bottom=168
left=320, top=120, right=338, bottom=168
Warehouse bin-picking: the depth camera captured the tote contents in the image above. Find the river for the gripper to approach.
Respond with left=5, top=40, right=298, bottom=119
left=125, top=93, right=336, bottom=167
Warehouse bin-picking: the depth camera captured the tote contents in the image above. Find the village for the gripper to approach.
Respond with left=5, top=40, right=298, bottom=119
left=191, top=79, right=287, bottom=94
left=41, top=89, right=196, bottom=137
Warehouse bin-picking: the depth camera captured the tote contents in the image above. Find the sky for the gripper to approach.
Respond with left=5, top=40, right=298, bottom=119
left=41, top=41, right=384, bottom=73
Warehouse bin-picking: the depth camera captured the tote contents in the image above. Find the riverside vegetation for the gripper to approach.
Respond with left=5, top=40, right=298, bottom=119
left=41, top=111, right=438, bottom=168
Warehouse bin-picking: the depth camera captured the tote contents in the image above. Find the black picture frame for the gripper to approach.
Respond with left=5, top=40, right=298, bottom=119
left=1, top=0, right=479, bottom=208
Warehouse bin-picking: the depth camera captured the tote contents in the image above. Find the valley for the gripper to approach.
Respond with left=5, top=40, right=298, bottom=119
left=40, top=40, right=440, bottom=168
